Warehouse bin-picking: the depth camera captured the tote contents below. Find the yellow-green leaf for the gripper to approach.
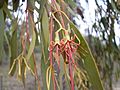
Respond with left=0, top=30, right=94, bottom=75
left=41, top=7, right=49, bottom=50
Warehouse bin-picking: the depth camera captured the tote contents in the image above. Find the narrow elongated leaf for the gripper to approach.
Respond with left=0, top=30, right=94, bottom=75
left=25, top=0, right=36, bottom=75
left=70, top=22, right=104, bottom=90
left=40, top=7, right=49, bottom=90
left=41, top=7, right=49, bottom=49
left=0, top=9, right=5, bottom=64
left=41, top=7, right=49, bottom=66
left=26, top=27, right=36, bottom=61
left=39, top=0, right=47, bottom=20
left=9, top=19, right=18, bottom=76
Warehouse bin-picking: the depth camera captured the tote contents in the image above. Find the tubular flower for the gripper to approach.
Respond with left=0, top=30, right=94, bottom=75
left=59, top=34, right=80, bottom=90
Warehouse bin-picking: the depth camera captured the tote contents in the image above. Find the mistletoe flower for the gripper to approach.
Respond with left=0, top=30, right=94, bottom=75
left=60, top=31, right=80, bottom=90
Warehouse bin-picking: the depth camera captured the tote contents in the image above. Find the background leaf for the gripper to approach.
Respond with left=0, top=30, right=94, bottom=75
left=0, top=9, right=5, bottom=64
left=40, top=7, right=50, bottom=90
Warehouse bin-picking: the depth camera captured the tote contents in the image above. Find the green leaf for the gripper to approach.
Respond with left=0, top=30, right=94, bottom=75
left=26, top=26, right=36, bottom=61
left=25, top=14, right=36, bottom=75
left=9, top=18, right=18, bottom=76
left=70, top=22, right=104, bottom=90
left=0, top=9, right=5, bottom=64
left=41, top=7, right=49, bottom=48
left=40, top=7, right=49, bottom=90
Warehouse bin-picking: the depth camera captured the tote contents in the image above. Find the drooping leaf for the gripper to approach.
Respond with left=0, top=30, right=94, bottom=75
left=0, top=9, right=5, bottom=64
left=40, top=7, right=50, bottom=90
left=70, top=22, right=104, bottom=90
left=25, top=13, right=36, bottom=74
left=26, top=25, right=36, bottom=61
left=9, top=18, right=18, bottom=76
left=41, top=7, right=49, bottom=63
left=41, top=7, right=49, bottom=49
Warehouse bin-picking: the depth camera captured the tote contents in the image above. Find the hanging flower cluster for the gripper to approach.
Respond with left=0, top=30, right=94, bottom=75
left=47, top=9, right=80, bottom=90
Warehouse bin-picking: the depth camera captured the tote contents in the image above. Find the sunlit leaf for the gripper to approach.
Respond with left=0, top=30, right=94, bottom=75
left=25, top=14, right=36, bottom=74
left=41, top=7, right=49, bottom=50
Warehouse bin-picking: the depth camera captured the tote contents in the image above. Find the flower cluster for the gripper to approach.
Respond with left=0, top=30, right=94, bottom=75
left=48, top=30, right=80, bottom=90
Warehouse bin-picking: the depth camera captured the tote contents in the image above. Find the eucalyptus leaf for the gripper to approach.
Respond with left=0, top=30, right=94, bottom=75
left=70, top=22, right=104, bottom=90
left=26, top=27, right=36, bottom=61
